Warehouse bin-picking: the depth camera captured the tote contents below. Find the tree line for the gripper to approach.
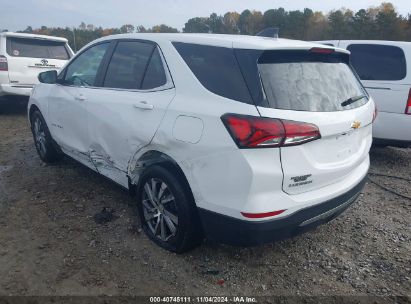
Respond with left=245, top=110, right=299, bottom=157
left=2, top=2, right=410, bottom=51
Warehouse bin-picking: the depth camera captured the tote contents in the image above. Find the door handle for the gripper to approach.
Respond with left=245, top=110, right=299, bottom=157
left=75, top=94, right=86, bottom=101
left=133, top=101, right=154, bottom=110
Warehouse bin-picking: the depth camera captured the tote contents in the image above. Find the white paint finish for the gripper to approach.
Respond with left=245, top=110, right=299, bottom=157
left=336, top=40, right=411, bottom=86
left=86, top=87, right=176, bottom=173
left=258, top=100, right=374, bottom=195
left=0, top=84, right=32, bottom=96
left=79, top=33, right=345, bottom=54
left=7, top=56, right=66, bottom=86
left=317, top=39, right=411, bottom=143
left=172, top=115, right=204, bottom=144
left=373, top=111, right=411, bottom=141
left=364, top=83, right=409, bottom=114
left=0, top=32, right=69, bottom=43
left=0, top=32, right=73, bottom=97
left=29, top=33, right=373, bottom=223
left=48, top=84, right=89, bottom=156
left=338, top=40, right=411, bottom=115
left=89, top=148, right=129, bottom=188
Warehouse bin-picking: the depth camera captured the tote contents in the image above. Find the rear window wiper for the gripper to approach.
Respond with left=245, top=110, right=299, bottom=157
left=341, top=95, right=367, bottom=107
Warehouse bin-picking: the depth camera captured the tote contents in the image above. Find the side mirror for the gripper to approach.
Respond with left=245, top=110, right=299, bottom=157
left=38, top=70, right=58, bottom=84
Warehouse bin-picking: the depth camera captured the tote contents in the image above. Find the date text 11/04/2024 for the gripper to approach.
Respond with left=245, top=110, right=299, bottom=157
left=149, top=296, right=258, bottom=303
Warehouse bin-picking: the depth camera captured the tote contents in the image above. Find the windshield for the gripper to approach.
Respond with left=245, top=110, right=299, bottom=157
left=237, top=49, right=368, bottom=112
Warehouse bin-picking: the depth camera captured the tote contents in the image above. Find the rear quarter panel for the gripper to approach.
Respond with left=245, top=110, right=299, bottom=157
left=128, top=40, right=285, bottom=219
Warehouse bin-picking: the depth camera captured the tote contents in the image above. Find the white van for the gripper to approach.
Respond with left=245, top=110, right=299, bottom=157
left=316, top=40, right=411, bottom=147
left=0, top=32, right=73, bottom=99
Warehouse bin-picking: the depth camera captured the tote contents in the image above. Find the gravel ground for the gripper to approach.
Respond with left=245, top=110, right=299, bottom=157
left=0, top=101, right=410, bottom=300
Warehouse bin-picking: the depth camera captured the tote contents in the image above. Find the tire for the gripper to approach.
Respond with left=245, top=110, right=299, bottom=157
left=136, top=164, right=203, bottom=253
left=30, top=110, right=63, bottom=163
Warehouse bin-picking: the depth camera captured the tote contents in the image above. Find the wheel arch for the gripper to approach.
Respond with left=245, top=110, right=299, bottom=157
left=128, top=150, right=194, bottom=201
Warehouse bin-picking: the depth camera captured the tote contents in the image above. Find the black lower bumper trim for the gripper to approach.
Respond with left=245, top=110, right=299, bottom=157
left=198, top=176, right=367, bottom=246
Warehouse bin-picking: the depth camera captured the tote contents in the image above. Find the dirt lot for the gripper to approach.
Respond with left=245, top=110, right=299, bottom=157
left=0, top=101, right=410, bottom=299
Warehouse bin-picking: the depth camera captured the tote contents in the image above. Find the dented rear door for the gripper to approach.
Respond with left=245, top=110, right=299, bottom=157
left=86, top=41, right=175, bottom=186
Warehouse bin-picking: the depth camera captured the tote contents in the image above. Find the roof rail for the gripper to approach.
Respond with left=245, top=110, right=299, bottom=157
left=256, top=27, right=279, bottom=39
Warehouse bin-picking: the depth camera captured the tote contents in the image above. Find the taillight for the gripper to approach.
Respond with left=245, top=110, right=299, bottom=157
left=281, top=120, right=322, bottom=146
left=405, top=88, right=411, bottom=115
left=221, top=114, right=321, bottom=148
left=372, top=104, right=378, bottom=122
left=0, top=56, right=7, bottom=71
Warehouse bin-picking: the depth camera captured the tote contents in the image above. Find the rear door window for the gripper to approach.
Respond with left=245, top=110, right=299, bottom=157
left=6, top=37, right=70, bottom=60
left=347, top=44, right=406, bottom=81
left=103, top=41, right=154, bottom=90
left=173, top=42, right=253, bottom=104
left=141, top=47, right=167, bottom=90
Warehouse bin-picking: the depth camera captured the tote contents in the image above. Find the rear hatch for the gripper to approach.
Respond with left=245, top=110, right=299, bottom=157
left=6, top=36, right=70, bottom=87
left=236, top=48, right=374, bottom=195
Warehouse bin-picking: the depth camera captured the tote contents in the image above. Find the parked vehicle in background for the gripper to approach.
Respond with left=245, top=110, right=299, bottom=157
left=28, top=34, right=374, bottom=252
left=316, top=40, right=411, bottom=147
left=0, top=32, right=73, bottom=101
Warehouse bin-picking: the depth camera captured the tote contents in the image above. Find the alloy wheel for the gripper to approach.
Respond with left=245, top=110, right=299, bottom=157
left=33, top=117, right=47, bottom=157
left=142, top=178, right=179, bottom=241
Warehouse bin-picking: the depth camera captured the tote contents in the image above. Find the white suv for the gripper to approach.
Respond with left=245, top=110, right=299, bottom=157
left=0, top=32, right=73, bottom=100
left=28, top=34, right=375, bottom=252
left=316, top=40, right=411, bottom=147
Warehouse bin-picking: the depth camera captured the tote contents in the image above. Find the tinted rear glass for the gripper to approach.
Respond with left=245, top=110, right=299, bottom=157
left=6, top=37, right=69, bottom=60
left=347, top=44, right=406, bottom=81
left=173, top=42, right=253, bottom=104
left=141, top=47, right=167, bottom=90
left=104, top=41, right=154, bottom=90
left=256, top=50, right=368, bottom=112
left=235, top=49, right=266, bottom=106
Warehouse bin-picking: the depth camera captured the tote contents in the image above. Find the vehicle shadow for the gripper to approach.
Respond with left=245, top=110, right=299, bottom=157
left=0, top=97, right=28, bottom=115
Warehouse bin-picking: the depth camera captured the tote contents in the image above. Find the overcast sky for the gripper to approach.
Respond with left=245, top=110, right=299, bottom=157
left=1, top=0, right=410, bottom=31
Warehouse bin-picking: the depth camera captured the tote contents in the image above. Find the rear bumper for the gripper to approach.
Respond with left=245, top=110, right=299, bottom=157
left=198, top=175, right=367, bottom=246
left=0, top=84, right=33, bottom=97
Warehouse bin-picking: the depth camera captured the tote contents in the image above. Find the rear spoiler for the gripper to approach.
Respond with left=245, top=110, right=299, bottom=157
left=2, top=32, right=68, bottom=43
left=256, top=27, right=280, bottom=39
left=258, top=48, right=350, bottom=65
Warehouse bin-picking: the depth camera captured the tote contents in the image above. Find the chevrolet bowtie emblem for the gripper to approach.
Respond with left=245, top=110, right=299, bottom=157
left=351, top=121, right=361, bottom=129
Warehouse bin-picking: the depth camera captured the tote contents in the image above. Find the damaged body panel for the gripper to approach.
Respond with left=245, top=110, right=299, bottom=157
left=29, top=33, right=372, bottom=251
left=86, top=87, right=176, bottom=187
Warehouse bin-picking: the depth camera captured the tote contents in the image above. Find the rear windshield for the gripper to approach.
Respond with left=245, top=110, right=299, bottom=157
left=255, top=50, right=369, bottom=112
left=6, top=37, right=70, bottom=60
